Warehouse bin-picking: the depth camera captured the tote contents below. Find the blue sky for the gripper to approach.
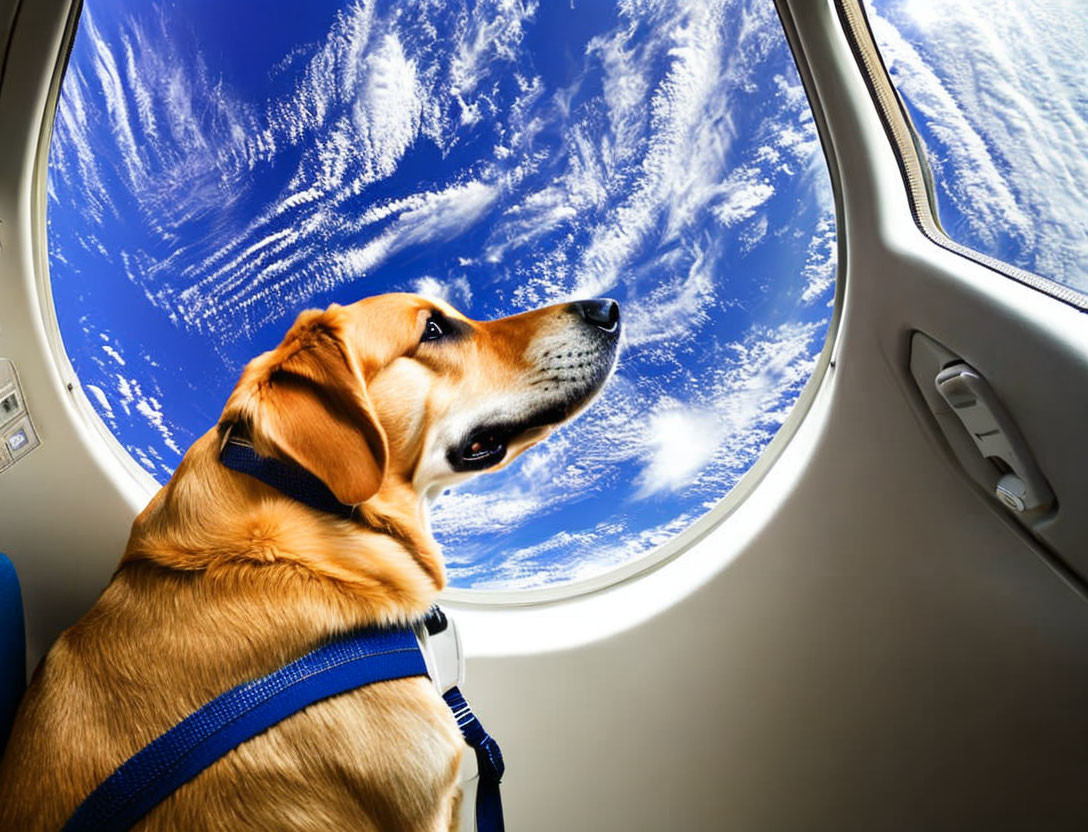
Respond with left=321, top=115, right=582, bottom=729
left=47, top=0, right=837, bottom=589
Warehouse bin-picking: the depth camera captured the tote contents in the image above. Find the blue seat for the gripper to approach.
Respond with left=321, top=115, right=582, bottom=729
left=0, top=552, right=26, bottom=752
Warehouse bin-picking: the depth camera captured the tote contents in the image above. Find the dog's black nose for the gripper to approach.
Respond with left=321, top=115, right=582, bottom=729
left=570, top=298, right=620, bottom=333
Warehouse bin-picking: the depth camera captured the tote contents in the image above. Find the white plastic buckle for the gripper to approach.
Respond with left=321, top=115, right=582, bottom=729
left=415, top=611, right=477, bottom=831
left=415, top=611, right=465, bottom=696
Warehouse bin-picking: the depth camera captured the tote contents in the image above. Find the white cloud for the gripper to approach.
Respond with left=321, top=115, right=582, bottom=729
left=867, top=12, right=1031, bottom=250
left=349, top=32, right=423, bottom=186
left=587, top=20, right=649, bottom=168
left=631, top=319, right=823, bottom=498
left=335, top=180, right=498, bottom=278
left=800, top=213, right=836, bottom=304
left=448, top=511, right=698, bottom=590
left=54, top=0, right=834, bottom=345
left=634, top=406, right=724, bottom=496
left=84, top=384, right=114, bottom=418
left=713, top=168, right=775, bottom=227
left=573, top=0, right=733, bottom=298
left=483, top=127, right=607, bottom=263
left=412, top=274, right=474, bottom=309
left=449, top=0, right=539, bottom=99
left=621, top=247, right=715, bottom=348
left=84, top=10, right=145, bottom=192
left=430, top=489, right=552, bottom=540
left=101, top=344, right=126, bottom=366
left=135, top=394, right=182, bottom=455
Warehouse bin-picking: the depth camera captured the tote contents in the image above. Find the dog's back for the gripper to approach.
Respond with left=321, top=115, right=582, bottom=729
left=0, top=556, right=463, bottom=831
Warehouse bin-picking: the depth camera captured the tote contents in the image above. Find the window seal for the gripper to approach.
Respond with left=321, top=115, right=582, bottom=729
left=834, top=0, right=1088, bottom=313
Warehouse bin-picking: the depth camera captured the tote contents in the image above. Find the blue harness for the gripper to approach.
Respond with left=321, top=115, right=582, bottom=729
left=64, top=439, right=504, bottom=832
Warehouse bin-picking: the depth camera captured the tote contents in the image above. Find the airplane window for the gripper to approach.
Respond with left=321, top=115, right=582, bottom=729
left=863, top=0, right=1088, bottom=300
left=46, top=1, right=836, bottom=591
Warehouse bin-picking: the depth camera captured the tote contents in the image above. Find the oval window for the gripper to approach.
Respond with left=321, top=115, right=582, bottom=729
left=47, top=0, right=836, bottom=591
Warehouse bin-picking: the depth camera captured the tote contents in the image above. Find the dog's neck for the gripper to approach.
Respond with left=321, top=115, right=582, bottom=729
left=352, top=479, right=447, bottom=590
left=121, top=430, right=445, bottom=627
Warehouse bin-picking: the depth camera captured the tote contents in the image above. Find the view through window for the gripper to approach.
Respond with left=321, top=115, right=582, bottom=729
left=47, top=0, right=836, bottom=590
left=865, top=0, right=1088, bottom=298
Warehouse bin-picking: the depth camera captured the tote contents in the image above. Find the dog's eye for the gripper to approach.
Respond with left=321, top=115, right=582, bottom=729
left=421, top=314, right=446, bottom=342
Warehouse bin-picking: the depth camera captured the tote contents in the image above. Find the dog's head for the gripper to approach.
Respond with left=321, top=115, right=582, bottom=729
left=219, top=293, right=621, bottom=508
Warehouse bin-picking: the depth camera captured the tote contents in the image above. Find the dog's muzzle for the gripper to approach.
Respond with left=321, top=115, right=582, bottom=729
left=446, top=298, right=622, bottom=473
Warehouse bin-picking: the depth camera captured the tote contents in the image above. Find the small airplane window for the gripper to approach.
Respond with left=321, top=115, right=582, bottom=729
left=864, top=0, right=1088, bottom=299
left=46, top=1, right=836, bottom=591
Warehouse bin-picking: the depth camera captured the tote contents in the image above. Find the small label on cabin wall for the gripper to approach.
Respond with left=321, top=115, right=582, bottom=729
left=0, top=358, right=41, bottom=473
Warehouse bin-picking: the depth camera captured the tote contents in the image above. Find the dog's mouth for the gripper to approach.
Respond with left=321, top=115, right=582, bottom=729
left=447, top=402, right=571, bottom=472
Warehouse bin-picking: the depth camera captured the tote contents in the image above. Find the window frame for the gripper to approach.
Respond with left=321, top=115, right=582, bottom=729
left=34, top=0, right=847, bottom=606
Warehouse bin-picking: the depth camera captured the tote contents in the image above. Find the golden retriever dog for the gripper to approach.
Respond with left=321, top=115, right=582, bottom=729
left=0, top=292, right=621, bottom=831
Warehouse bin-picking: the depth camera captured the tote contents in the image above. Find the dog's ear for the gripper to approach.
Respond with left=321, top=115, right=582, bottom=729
left=221, top=310, right=388, bottom=505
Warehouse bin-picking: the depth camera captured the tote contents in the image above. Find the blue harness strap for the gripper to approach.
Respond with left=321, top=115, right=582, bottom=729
left=62, top=621, right=502, bottom=832
left=444, top=686, right=505, bottom=832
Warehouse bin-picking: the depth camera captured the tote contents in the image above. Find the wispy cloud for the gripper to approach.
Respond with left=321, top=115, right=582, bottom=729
left=70, top=323, right=188, bottom=478
left=800, top=214, right=836, bottom=304
left=447, top=512, right=698, bottom=590
left=713, top=168, right=775, bottom=228
left=621, top=247, right=716, bottom=349
left=335, top=180, right=499, bottom=278
left=411, top=275, right=474, bottom=308
left=573, top=0, right=732, bottom=299
left=52, top=0, right=538, bottom=338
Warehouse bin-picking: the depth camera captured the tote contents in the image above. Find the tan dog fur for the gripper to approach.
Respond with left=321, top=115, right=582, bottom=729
left=0, top=292, right=620, bottom=831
